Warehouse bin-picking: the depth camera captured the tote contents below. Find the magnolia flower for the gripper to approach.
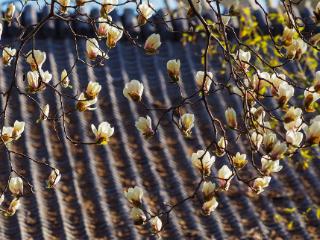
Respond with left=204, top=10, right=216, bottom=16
left=150, top=216, right=162, bottom=233
left=2, top=47, right=16, bottom=66
left=269, top=141, right=287, bottom=160
left=100, top=0, right=118, bottom=17
left=40, top=104, right=50, bottom=121
left=217, top=165, right=233, bottom=190
left=5, top=197, right=20, bottom=217
left=144, top=34, right=161, bottom=55
left=283, top=107, right=302, bottom=131
left=282, top=26, right=295, bottom=46
left=9, top=177, right=23, bottom=196
left=250, top=71, right=270, bottom=92
left=130, top=207, right=146, bottom=225
left=286, top=130, right=303, bottom=148
left=191, top=150, right=215, bottom=176
left=5, top=3, right=15, bottom=22
left=202, top=181, right=216, bottom=201
left=106, top=25, right=123, bottom=48
left=202, top=197, right=218, bottom=215
left=86, top=81, right=102, bottom=99
left=314, top=71, right=320, bottom=93
left=167, top=59, right=181, bottom=82
left=225, top=107, right=237, bottom=128
left=304, top=87, right=320, bottom=112
left=86, top=38, right=103, bottom=60
left=76, top=93, right=97, bottom=112
left=1, top=126, right=13, bottom=144
left=179, top=113, right=195, bottom=137
left=236, top=49, right=251, bottom=72
left=97, top=17, right=110, bottom=38
left=26, top=50, right=46, bottom=71
left=252, top=176, right=271, bottom=194
left=1, top=121, right=25, bottom=143
left=123, top=80, right=144, bottom=101
left=60, top=69, right=70, bottom=88
left=277, top=82, right=294, bottom=107
left=47, top=168, right=61, bottom=188
left=232, top=152, right=247, bottom=169
left=286, top=39, right=307, bottom=60
left=135, top=116, right=154, bottom=138
left=216, top=137, right=227, bottom=157
left=303, top=117, right=320, bottom=144
left=137, top=3, right=154, bottom=25
left=196, top=71, right=213, bottom=93
left=250, top=131, right=263, bottom=150
left=261, top=156, right=283, bottom=175
left=58, top=0, right=70, bottom=13
left=270, top=73, right=285, bottom=95
left=91, top=121, right=114, bottom=144
left=124, top=186, right=143, bottom=206
left=27, top=70, right=52, bottom=93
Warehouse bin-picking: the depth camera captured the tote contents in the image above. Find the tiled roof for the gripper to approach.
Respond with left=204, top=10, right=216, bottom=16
left=0, top=4, right=320, bottom=240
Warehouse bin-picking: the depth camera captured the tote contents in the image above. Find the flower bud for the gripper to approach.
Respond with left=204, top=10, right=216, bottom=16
left=144, top=34, right=161, bottom=55
left=225, top=107, right=237, bottom=128
left=47, top=168, right=61, bottom=188
left=216, top=137, right=227, bottom=157
left=9, top=177, right=23, bottom=196
left=196, top=71, right=213, bottom=94
left=86, top=81, right=102, bottom=99
left=86, top=38, right=104, bottom=60
left=135, top=116, right=154, bottom=138
left=130, top=207, right=146, bottom=225
left=250, top=131, right=263, bottom=150
left=106, top=25, right=123, bottom=48
left=179, top=113, right=195, bottom=137
left=123, top=80, right=144, bottom=102
left=137, top=3, right=153, bottom=25
left=124, top=186, right=144, bottom=207
left=202, top=181, right=216, bottom=201
left=61, top=69, right=70, bottom=88
left=304, top=87, right=320, bottom=112
left=167, top=59, right=181, bottom=82
left=12, top=121, right=25, bottom=141
left=191, top=150, right=215, bottom=176
left=202, top=197, right=218, bottom=215
left=236, top=49, right=251, bottom=72
left=40, top=104, right=50, bottom=121
left=91, top=122, right=114, bottom=144
left=217, top=165, right=233, bottom=190
left=2, top=47, right=16, bottom=66
left=100, top=0, right=118, bottom=17
left=150, top=216, right=162, bottom=233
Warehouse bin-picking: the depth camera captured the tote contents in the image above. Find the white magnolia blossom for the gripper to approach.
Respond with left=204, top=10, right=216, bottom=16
left=202, top=181, right=216, bottom=201
left=252, top=176, right=271, bottom=194
left=282, top=26, right=295, bottom=46
left=232, top=152, right=247, bottom=169
left=150, top=216, right=162, bottom=233
left=286, top=130, right=303, bottom=147
left=26, top=50, right=46, bottom=71
left=91, top=121, right=114, bottom=144
left=1, top=121, right=25, bottom=144
left=130, top=207, right=146, bottom=225
left=269, top=141, right=287, bottom=160
left=202, top=197, right=218, bottom=215
left=106, top=25, right=123, bottom=48
left=86, top=81, right=102, bottom=99
left=304, top=86, right=320, bottom=112
left=225, top=107, right=237, bottom=128
left=179, top=113, right=195, bottom=137
left=137, top=3, right=154, bottom=25
left=2, top=47, right=16, bottom=66
left=135, top=116, right=154, bottom=138
left=286, top=38, right=307, bottom=59
left=101, top=0, right=118, bottom=15
left=261, top=156, right=283, bottom=175
left=236, top=49, right=251, bottom=71
left=250, top=131, right=263, bottom=150
left=97, top=17, right=111, bottom=37
left=60, top=69, right=70, bottom=88
left=40, top=104, right=50, bottom=121
left=5, top=3, right=15, bottom=21
left=58, top=0, right=70, bottom=13
left=277, top=82, right=294, bottom=107
left=195, top=71, right=213, bottom=93
left=303, top=116, right=320, bottom=144
left=123, top=80, right=144, bottom=102
left=217, top=165, right=233, bottom=190
left=167, top=59, right=181, bottom=82
left=47, top=168, right=61, bottom=188
left=283, top=107, right=302, bottom=131
left=27, top=70, right=52, bottom=93
left=216, top=136, right=227, bottom=157
left=124, top=186, right=144, bottom=206
left=144, top=34, right=161, bottom=55
left=9, top=177, right=23, bottom=196
left=191, top=150, right=215, bottom=176
left=270, top=73, right=285, bottom=95
left=263, top=132, right=278, bottom=153
left=86, top=38, right=104, bottom=60
left=76, top=93, right=97, bottom=111
left=6, top=197, right=20, bottom=217
left=250, top=70, right=270, bottom=92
